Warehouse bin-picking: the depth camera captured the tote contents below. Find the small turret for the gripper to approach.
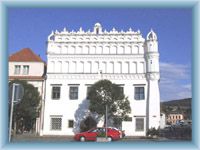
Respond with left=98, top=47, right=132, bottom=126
left=94, top=23, right=102, bottom=34
left=146, top=29, right=158, bottom=53
left=145, top=29, right=160, bottom=74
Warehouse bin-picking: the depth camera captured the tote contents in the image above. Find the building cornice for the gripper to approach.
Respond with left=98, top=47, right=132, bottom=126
left=47, top=73, right=146, bottom=80
left=9, top=76, right=45, bottom=81
left=47, top=54, right=145, bottom=61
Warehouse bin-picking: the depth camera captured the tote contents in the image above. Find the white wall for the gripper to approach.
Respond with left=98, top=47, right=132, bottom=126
left=47, top=57, right=145, bottom=75
left=9, top=62, right=44, bottom=77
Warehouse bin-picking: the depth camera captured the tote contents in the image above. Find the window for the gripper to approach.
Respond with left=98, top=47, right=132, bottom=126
left=14, top=65, right=21, bottom=74
left=69, top=86, right=78, bottom=100
left=68, top=120, right=74, bottom=128
left=52, top=86, right=61, bottom=99
left=23, top=65, right=29, bottom=75
left=135, top=118, right=144, bottom=131
left=134, top=87, right=145, bottom=100
left=119, top=87, right=124, bottom=95
left=86, top=86, right=91, bottom=100
left=51, top=117, right=62, bottom=130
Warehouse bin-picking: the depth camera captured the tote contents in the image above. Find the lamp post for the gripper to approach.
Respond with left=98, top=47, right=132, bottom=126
left=98, top=69, right=108, bottom=140
left=9, top=83, right=24, bottom=142
left=106, top=105, right=108, bottom=139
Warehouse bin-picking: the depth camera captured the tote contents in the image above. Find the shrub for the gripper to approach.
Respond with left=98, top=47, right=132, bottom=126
left=147, top=128, right=159, bottom=137
left=97, top=132, right=106, bottom=137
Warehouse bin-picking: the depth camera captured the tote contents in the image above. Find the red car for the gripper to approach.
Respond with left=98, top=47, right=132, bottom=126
left=108, top=127, right=125, bottom=138
left=74, top=127, right=121, bottom=142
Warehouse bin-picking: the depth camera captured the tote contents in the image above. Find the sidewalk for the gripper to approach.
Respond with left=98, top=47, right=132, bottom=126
left=12, top=133, right=74, bottom=142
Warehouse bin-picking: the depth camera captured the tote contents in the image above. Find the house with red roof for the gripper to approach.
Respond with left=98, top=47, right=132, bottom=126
left=9, top=48, right=46, bottom=134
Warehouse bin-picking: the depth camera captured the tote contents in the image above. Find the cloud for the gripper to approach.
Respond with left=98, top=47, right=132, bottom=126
left=159, top=62, right=191, bottom=101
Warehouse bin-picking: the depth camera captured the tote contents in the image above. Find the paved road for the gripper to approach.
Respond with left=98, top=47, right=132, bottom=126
left=11, top=134, right=190, bottom=143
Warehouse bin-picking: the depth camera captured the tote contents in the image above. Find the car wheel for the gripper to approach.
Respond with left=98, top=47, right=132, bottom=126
left=107, top=137, right=112, bottom=142
left=80, top=136, right=85, bottom=142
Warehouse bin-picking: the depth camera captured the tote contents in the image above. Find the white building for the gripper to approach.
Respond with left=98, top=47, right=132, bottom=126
left=42, top=23, right=160, bottom=136
left=9, top=48, right=46, bottom=134
left=160, top=113, right=166, bottom=129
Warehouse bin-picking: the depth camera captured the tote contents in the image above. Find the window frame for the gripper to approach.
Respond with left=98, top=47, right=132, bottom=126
left=23, top=65, right=29, bottom=75
left=68, top=120, right=74, bottom=128
left=50, top=117, right=62, bottom=131
left=86, top=86, right=92, bottom=100
left=51, top=86, right=61, bottom=100
left=134, top=86, right=145, bottom=100
left=14, top=65, right=21, bottom=75
left=69, top=86, right=79, bottom=100
left=135, top=118, right=144, bottom=131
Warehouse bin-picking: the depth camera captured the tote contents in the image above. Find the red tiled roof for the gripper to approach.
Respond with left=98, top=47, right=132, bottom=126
left=9, top=76, right=44, bottom=81
left=9, top=48, right=44, bottom=62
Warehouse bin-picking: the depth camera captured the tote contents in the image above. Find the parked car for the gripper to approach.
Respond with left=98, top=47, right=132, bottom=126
left=108, top=127, right=125, bottom=138
left=74, top=127, right=121, bottom=142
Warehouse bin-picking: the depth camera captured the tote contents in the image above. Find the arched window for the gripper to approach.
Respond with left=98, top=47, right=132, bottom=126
left=122, top=62, right=129, bottom=73
left=85, top=61, right=92, bottom=73
left=118, top=46, right=124, bottom=54
left=83, top=45, right=89, bottom=54
left=110, top=46, right=117, bottom=54
left=77, top=61, right=84, bottom=73
left=92, top=61, right=99, bottom=73
left=108, top=62, right=114, bottom=73
left=115, top=62, right=122, bottom=73
left=101, top=62, right=107, bottom=73
left=55, top=61, right=62, bottom=72
left=130, top=62, right=137, bottom=73
left=96, top=46, right=103, bottom=54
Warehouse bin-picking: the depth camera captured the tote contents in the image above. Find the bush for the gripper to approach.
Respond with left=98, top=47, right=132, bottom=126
left=79, top=116, right=97, bottom=132
left=97, top=132, right=106, bottom=137
left=147, top=128, right=159, bottom=137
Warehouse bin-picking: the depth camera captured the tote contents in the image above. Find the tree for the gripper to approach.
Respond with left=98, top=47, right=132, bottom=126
left=88, top=79, right=131, bottom=126
left=9, top=80, right=41, bottom=133
left=79, top=116, right=97, bottom=132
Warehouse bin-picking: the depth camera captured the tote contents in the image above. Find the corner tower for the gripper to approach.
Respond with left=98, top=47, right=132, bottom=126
left=145, top=29, right=160, bottom=129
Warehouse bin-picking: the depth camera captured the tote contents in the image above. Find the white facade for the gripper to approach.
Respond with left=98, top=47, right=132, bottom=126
left=42, top=23, right=160, bottom=136
left=160, top=113, right=166, bottom=129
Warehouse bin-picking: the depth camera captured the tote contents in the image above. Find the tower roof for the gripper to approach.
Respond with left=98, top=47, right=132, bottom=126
left=9, top=48, right=44, bottom=62
left=147, top=29, right=157, bottom=41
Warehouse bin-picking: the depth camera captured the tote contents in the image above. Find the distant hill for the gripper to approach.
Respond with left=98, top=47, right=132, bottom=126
left=161, top=98, right=192, bottom=119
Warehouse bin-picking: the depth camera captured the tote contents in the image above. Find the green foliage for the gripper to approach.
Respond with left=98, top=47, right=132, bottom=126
left=9, top=80, right=41, bottom=132
left=80, top=116, right=97, bottom=132
left=147, top=128, right=159, bottom=137
left=97, top=132, right=106, bottom=137
left=88, top=79, right=131, bottom=123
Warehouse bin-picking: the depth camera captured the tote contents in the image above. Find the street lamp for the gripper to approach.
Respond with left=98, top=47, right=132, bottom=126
left=9, top=83, right=24, bottom=142
left=98, top=69, right=108, bottom=140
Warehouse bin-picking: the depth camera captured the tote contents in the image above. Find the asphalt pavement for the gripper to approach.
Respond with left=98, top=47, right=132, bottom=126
left=11, top=133, right=190, bottom=143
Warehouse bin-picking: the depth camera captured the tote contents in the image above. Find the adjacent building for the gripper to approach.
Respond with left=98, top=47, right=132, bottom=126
left=9, top=48, right=46, bottom=134
left=42, top=23, right=160, bottom=136
left=167, top=113, right=184, bottom=125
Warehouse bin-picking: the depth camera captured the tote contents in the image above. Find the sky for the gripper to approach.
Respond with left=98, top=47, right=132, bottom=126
left=8, top=7, right=192, bottom=101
